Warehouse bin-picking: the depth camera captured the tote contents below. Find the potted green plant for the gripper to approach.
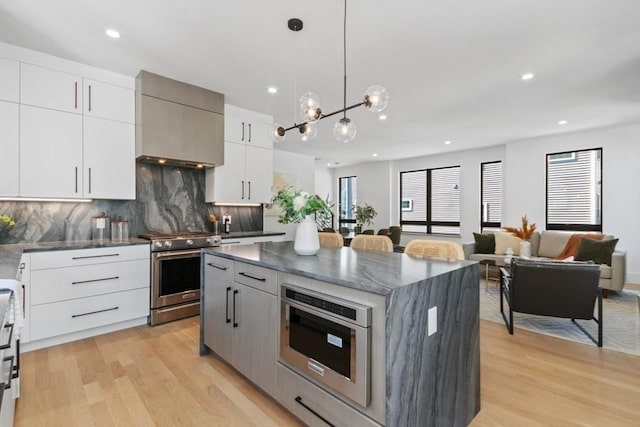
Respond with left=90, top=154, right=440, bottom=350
left=272, top=187, right=332, bottom=255
left=354, top=203, right=377, bottom=234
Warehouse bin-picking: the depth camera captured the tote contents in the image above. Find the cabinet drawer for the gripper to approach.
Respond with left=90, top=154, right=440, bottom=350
left=234, top=262, right=276, bottom=295
left=30, top=259, right=150, bottom=305
left=203, top=255, right=234, bottom=281
left=277, top=364, right=382, bottom=427
left=30, top=245, right=150, bottom=270
left=30, top=287, right=149, bottom=341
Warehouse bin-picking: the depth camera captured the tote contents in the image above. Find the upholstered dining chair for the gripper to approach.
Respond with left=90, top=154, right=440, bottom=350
left=322, top=227, right=336, bottom=233
left=339, top=227, right=349, bottom=235
left=388, top=226, right=401, bottom=246
left=350, top=235, right=393, bottom=252
left=318, top=232, right=344, bottom=248
left=377, top=228, right=389, bottom=236
left=361, top=229, right=374, bottom=235
left=404, top=239, right=465, bottom=260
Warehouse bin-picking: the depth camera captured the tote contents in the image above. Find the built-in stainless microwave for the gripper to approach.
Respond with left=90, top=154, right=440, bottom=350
left=279, top=284, right=372, bottom=407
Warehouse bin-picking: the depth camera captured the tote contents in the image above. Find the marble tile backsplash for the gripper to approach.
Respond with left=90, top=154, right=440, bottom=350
left=0, top=163, right=262, bottom=244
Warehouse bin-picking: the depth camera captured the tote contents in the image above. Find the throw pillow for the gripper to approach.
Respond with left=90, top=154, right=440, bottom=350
left=575, top=237, right=618, bottom=266
left=473, top=232, right=495, bottom=254
left=494, top=232, right=523, bottom=255
left=554, top=233, right=604, bottom=260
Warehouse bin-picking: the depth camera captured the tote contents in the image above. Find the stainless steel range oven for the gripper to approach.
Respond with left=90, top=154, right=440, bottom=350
left=139, top=232, right=221, bottom=325
left=280, top=284, right=372, bottom=407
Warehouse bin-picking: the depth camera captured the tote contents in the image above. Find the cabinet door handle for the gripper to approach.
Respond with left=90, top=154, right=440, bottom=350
left=88, top=84, right=92, bottom=111
left=238, top=271, right=266, bottom=282
left=241, top=122, right=245, bottom=141
left=72, top=276, right=119, bottom=285
left=88, top=167, right=92, bottom=194
left=248, top=123, right=252, bottom=142
left=232, top=289, right=239, bottom=327
left=0, top=323, right=14, bottom=350
left=72, top=253, right=119, bottom=260
left=241, top=180, right=245, bottom=199
left=207, top=262, right=227, bottom=271
left=248, top=181, right=251, bottom=200
left=72, top=306, right=119, bottom=318
left=74, top=81, right=78, bottom=109
left=294, top=396, right=335, bottom=427
left=2, top=356, right=15, bottom=390
left=75, top=166, right=78, bottom=193
left=225, top=286, right=231, bottom=323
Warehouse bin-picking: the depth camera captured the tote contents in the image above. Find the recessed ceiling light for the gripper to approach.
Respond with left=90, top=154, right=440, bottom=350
left=379, top=114, right=387, bottom=120
left=372, top=153, right=378, bottom=157
left=444, top=140, right=452, bottom=145
left=521, top=73, right=534, bottom=81
left=558, top=120, right=568, bottom=125
left=105, top=29, right=121, bottom=39
left=267, top=87, right=278, bottom=94
left=327, top=163, right=332, bottom=167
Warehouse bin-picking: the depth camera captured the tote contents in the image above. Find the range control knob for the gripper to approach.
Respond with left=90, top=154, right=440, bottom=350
left=164, top=241, right=173, bottom=248
left=154, top=241, right=163, bottom=249
left=186, top=239, right=194, bottom=246
left=206, top=238, right=212, bottom=245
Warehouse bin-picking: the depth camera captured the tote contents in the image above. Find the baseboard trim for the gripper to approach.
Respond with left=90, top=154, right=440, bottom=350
left=22, top=317, right=148, bottom=352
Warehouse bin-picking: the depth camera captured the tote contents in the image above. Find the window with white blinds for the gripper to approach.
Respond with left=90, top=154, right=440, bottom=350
left=546, top=148, right=602, bottom=232
left=339, top=176, right=357, bottom=230
left=481, top=161, right=502, bottom=229
left=400, top=166, right=461, bottom=235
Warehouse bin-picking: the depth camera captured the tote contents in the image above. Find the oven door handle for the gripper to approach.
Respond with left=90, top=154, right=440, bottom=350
left=155, top=250, right=201, bottom=259
left=233, top=289, right=239, bottom=327
left=225, top=287, right=232, bottom=323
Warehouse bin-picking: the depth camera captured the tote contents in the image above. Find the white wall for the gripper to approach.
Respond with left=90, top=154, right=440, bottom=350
left=265, top=150, right=316, bottom=240
left=332, top=161, right=393, bottom=231
left=314, top=161, right=334, bottom=203
left=504, top=123, right=640, bottom=282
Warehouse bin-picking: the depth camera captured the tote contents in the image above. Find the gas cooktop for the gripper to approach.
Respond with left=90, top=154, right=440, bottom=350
left=139, top=232, right=221, bottom=251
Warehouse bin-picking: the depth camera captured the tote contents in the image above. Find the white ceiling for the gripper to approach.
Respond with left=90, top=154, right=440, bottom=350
left=1, top=0, right=639, bottom=167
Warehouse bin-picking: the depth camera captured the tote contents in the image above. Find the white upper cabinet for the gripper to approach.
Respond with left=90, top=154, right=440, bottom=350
left=0, top=44, right=136, bottom=200
left=206, top=104, right=274, bottom=203
left=83, top=79, right=134, bottom=124
left=0, top=58, right=19, bottom=102
left=20, top=63, right=82, bottom=113
left=19, top=105, right=83, bottom=198
left=0, top=101, right=19, bottom=196
left=224, top=105, right=273, bottom=149
left=83, top=116, right=135, bottom=199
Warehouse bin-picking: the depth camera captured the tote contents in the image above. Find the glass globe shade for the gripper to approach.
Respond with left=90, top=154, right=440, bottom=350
left=333, top=117, right=356, bottom=143
left=299, top=123, right=318, bottom=142
left=364, top=85, right=389, bottom=113
left=270, top=124, right=286, bottom=143
left=299, top=92, right=322, bottom=123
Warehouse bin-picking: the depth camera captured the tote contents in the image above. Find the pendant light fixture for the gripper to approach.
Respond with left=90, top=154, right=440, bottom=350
left=271, top=0, right=389, bottom=144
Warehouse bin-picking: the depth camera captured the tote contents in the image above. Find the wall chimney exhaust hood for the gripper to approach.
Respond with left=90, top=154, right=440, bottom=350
left=136, top=70, right=224, bottom=168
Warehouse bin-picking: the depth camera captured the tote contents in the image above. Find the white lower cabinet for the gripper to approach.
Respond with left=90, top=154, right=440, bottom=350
left=24, top=244, right=150, bottom=347
left=277, top=364, right=382, bottom=427
left=30, top=287, right=148, bottom=341
left=202, top=255, right=277, bottom=395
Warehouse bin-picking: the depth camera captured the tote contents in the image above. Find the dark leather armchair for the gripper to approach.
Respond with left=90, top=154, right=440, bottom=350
left=500, top=259, right=603, bottom=346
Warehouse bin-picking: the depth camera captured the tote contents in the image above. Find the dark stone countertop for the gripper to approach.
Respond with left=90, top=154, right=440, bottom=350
left=204, top=240, right=474, bottom=296
left=0, top=239, right=150, bottom=280
left=219, top=231, right=286, bottom=240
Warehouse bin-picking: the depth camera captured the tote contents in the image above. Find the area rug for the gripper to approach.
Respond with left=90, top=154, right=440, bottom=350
left=479, top=281, right=640, bottom=356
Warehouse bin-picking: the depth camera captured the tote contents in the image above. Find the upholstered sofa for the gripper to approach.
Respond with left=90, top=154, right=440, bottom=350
left=463, top=230, right=626, bottom=292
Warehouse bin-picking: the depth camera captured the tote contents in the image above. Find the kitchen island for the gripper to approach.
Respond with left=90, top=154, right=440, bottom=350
left=201, top=241, right=480, bottom=427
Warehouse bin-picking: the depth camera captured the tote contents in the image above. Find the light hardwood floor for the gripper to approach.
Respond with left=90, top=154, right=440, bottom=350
left=15, top=317, right=640, bottom=426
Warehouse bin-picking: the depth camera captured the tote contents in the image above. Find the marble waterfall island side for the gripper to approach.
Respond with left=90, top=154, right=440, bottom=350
left=201, top=241, right=480, bottom=427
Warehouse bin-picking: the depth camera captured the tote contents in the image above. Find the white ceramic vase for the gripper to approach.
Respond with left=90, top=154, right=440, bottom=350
left=294, top=216, right=320, bottom=256
left=520, top=240, right=531, bottom=258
